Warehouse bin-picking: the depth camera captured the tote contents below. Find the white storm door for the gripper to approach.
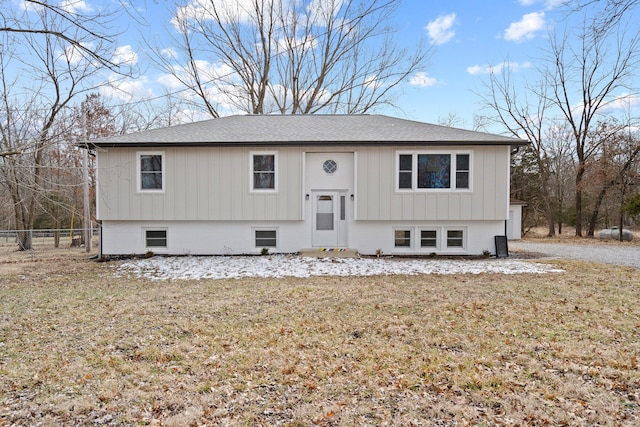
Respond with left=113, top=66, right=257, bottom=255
left=312, top=192, right=339, bottom=247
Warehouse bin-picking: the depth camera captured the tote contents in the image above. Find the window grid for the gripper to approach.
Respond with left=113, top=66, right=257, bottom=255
left=145, top=230, right=167, bottom=248
left=138, top=152, right=164, bottom=192
left=420, top=230, right=438, bottom=248
left=397, top=151, right=471, bottom=191
left=251, top=152, right=277, bottom=191
left=394, top=229, right=412, bottom=248
left=255, top=230, right=277, bottom=248
left=446, top=230, right=464, bottom=248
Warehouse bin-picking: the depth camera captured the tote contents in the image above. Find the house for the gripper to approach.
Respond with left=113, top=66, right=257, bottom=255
left=89, top=114, right=527, bottom=256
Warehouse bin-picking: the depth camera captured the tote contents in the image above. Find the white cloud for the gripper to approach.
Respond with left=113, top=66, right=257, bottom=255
left=306, top=0, right=345, bottom=24
left=518, top=0, right=563, bottom=8
left=274, top=35, right=318, bottom=55
left=156, top=59, right=244, bottom=112
left=504, top=12, right=545, bottom=42
left=426, top=13, right=456, bottom=45
left=172, top=0, right=267, bottom=30
left=161, top=47, right=178, bottom=60
left=409, top=72, right=437, bottom=88
left=466, top=61, right=532, bottom=75
left=60, top=0, right=91, bottom=13
left=63, top=41, right=94, bottom=64
left=18, top=0, right=36, bottom=11
left=101, top=75, right=155, bottom=102
left=114, top=45, right=138, bottom=65
left=363, top=74, right=381, bottom=90
left=600, top=93, right=640, bottom=113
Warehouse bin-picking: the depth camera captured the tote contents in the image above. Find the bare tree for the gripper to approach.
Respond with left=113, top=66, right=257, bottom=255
left=0, top=0, right=124, bottom=70
left=584, top=120, right=640, bottom=235
left=151, top=0, right=430, bottom=117
left=478, top=68, right=559, bottom=236
left=0, top=5, right=129, bottom=250
left=544, top=19, right=640, bottom=235
left=480, top=2, right=640, bottom=237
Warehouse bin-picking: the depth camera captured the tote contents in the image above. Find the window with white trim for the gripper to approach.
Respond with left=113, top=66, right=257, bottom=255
left=420, top=229, right=438, bottom=248
left=138, top=152, right=165, bottom=192
left=397, top=152, right=471, bottom=191
left=446, top=229, right=465, bottom=248
left=145, top=229, right=167, bottom=248
left=255, top=229, right=277, bottom=248
left=251, top=152, right=277, bottom=191
left=394, top=229, right=412, bottom=248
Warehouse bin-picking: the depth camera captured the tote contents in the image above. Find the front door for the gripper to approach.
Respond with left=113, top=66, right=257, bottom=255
left=312, top=191, right=347, bottom=247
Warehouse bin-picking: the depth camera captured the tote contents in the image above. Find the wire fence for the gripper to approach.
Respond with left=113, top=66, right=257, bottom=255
left=0, top=228, right=99, bottom=247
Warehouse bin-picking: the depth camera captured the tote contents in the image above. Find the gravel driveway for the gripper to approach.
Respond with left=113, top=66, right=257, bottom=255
left=508, top=240, right=640, bottom=269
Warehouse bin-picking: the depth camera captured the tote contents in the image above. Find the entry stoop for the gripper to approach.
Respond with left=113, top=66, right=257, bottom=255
left=298, top=248, right=359, bottom=258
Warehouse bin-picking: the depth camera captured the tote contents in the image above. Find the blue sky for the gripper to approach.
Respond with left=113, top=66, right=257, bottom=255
left=18, top=0, right=639, bottom=132
left=390, top=0, right=567, bottom=127
left=124, top=0, right=572, bottom=128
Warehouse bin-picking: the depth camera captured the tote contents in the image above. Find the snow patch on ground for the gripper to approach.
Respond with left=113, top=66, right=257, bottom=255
left=116, top=255, right=564, bottom=281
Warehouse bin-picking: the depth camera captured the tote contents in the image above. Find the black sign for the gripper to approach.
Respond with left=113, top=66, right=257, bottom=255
left=495, top=235, right=509, bottom=258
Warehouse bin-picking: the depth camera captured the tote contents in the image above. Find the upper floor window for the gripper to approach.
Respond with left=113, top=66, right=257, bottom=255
left=251, top=152, right=277, bottom=191
left=138, top=152, right=164, bottom=192
left=397, top=152, right=471, bottom=191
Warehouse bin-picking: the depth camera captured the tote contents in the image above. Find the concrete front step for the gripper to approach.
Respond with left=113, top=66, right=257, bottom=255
left=298, top=248, right=359, bottom=258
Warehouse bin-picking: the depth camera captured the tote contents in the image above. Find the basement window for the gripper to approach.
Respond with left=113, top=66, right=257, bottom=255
left=420, top=229, right=438, bottom=248
left=446, top=229, right=465, bottom=248
left=145, top=229, right=167, bottom=248
left=255, top=229, right=277, bottom=248
left=394, top=229, right=412, bottom=248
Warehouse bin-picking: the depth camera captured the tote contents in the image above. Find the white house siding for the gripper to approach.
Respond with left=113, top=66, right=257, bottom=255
left=349, top=220, right=506, bottom=256
left=97, top=147, right=303, bottom=222
left=98, top=145, right=511, bottom=256
left=507, top=204, right=524, bottom=240
left=355, top=146, right=510, bottom=221
left=100, top=220, right=309, bottom=255
left=100, top=219, right=505, bottom=256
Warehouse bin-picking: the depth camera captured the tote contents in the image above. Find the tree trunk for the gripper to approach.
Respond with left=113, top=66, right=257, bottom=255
left=619, top=212, right=624, bottom=242
left=575, top=164, right=585, bottom=237
left=54, top=215, right=60, bottom=248
left=587, top=185, right=610, bottom=237
left=16, top=230, right=32, bottom=251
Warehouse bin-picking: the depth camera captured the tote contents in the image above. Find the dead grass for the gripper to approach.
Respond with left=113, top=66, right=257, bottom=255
left=1, top=244, right=639, bottom=426
left=524, top=226, right=640, bottom=246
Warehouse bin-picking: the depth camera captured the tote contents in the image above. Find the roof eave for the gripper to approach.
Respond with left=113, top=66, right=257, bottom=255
left=88, top=139, right=529, bottom=149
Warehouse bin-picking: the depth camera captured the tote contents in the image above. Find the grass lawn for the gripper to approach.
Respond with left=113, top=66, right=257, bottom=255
left=1, top=244, right=639, bottom=426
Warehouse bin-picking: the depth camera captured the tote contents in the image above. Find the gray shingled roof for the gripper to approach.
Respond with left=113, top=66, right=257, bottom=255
left=89, top=114, right=527, bottom=147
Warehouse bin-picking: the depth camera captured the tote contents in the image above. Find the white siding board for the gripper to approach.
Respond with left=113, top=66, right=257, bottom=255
left=195, top=152, right=209, bottom=219
left=460, top=195, right=472, bottom=219
left=174, top=148, right=188, bottom=219
left=471, top=149, right=485, bottom=220
left=483, top=150, right=497, bottom=219
left=496, top=147, right=509, bottom=220
left=424, top=195, right=437, bottom=218
left=413, top=194, right=426, bottom=219
left=96, top=144, right=509, bottom=224
left=449, top=194, right=461, bottom=220
left=368, top=150, right=382, bottom=219
left=97, top=146, right=305, bottom=222
left=436, top=194, right=448, bottom=218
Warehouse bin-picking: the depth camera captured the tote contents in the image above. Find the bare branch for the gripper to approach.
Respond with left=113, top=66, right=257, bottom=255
left=148, top=0, right=431, bottom=117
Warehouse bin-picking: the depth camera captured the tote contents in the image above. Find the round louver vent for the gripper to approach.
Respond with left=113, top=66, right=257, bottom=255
left=323, top=159, right=337, bottom=175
